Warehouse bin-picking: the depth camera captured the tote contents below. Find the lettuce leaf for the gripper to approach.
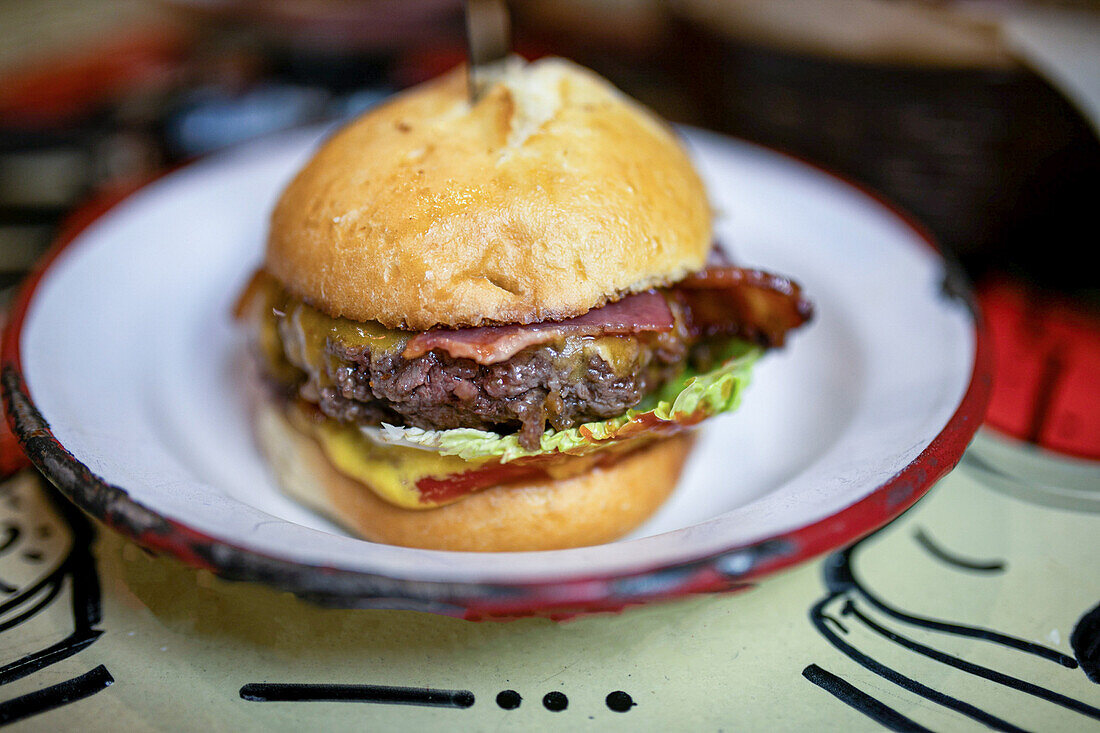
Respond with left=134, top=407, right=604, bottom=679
left=364, top=339, right=762, bottom=463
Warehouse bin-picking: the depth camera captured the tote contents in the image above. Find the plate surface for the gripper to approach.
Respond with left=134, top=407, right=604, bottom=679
left=2, top=127, right=989, bottom=616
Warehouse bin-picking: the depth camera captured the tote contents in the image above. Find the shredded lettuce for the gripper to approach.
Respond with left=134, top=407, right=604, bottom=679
left=364, top=339, right=762, bottom=463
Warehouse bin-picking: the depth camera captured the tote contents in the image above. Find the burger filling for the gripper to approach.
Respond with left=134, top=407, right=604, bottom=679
left=320, top=311, right=694, bottom=451
left=238, top=263, right=811, bottom=508
left=243, top=272, right=742, bottom=449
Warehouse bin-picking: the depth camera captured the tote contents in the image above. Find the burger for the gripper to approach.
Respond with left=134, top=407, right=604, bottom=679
left=235, top=57, right=811, bottom=552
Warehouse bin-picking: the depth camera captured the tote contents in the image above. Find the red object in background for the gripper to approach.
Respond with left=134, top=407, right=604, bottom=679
left=0, top=302, right=30, bottom=475
left=0, top=429, right=27, bottom=476
left=0, top=27, right=190, bottom=128
left=980, top=277, right=1100, bottom=460
left=0, top=376, right=29, bottom=477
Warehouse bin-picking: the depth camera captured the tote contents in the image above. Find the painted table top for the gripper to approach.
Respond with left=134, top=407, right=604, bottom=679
left=1, top=430, right=1097, bottom=730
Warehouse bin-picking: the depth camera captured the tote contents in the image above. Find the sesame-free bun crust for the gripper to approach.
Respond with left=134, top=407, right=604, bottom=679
left=266, top=57, right=711, bottom=330
left=253, top=391, right=693, bottom=552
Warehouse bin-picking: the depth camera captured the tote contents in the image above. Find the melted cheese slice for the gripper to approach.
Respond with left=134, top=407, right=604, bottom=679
left=292, top=408, right=490, bottom=510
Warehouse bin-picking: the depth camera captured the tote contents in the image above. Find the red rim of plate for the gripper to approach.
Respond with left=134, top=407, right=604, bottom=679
left=0, top=144, right=993, bottom=621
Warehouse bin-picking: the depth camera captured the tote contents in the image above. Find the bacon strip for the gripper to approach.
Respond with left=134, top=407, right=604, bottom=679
left=677, top=266, right=813, bottom=347
left=403, top=264, right=812, bottom=364
left=402, top=290, right=675, bottom=365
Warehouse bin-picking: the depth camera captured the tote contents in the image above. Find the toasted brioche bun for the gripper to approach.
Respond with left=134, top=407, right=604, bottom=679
left=252, top=389, right=694, bottom=552
left=266, top=57, right=711, bottom=330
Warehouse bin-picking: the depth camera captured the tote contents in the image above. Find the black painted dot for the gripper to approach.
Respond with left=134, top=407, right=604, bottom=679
left=542, top=691, right=568, bottom=712
left=606, top=691, right=635, bottom=712
left=496, top=690, right=522, bottom=710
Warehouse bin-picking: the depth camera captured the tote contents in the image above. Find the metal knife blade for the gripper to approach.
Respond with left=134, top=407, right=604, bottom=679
left=465, top=0, right=511, bottom=103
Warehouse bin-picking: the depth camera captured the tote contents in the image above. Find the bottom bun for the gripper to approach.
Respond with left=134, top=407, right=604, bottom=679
left=252, top=392, right=694, bottom=551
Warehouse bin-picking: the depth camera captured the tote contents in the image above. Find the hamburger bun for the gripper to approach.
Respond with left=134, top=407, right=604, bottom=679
left=252, top=388, right=694, bottom=552
left=266, top=56, right=712, bottom=331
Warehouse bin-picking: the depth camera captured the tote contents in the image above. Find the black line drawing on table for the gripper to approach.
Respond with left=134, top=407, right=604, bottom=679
left=0, top=473, right=113, bottom=726
left=805, top=523, right=1100, bottom=731
left=240, top=682, right=476, bottom=708
left=240, top=682, right=639, bottom=714
left=1073, top=602, right=1100, bottom=685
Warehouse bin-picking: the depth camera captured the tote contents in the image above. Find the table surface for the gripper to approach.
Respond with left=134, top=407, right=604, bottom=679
left=0, top=432, right=1097, bottom=731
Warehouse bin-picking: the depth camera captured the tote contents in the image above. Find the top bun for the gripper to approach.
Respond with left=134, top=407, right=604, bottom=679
left=266, top=57, right=711, bottom=330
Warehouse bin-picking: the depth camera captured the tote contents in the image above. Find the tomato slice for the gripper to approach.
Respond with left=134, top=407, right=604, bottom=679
left=415, top=463, right=545, bottom=504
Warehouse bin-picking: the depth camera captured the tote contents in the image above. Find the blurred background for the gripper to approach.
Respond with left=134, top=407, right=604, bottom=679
left=1, top=0, right=1097, bottom=459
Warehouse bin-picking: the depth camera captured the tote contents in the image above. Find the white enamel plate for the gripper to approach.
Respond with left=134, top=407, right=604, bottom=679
left=2, top=128, right=989, bottom=617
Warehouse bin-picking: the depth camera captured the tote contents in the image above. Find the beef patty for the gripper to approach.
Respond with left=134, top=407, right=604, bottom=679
left=317, top=331, right=690, bottom=449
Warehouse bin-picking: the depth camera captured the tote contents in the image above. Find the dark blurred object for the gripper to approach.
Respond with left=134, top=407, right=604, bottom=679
left=170, top=0, right=464, bottom=92
left=171, top=0, right=463, bottom=55
left=515, top=0, right=668, bottom=54
left=672, top=0, right=1100, bottom=294
left=0, top=3, right=194, bottom=295
left=511, top=0, right=701, bottom=123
